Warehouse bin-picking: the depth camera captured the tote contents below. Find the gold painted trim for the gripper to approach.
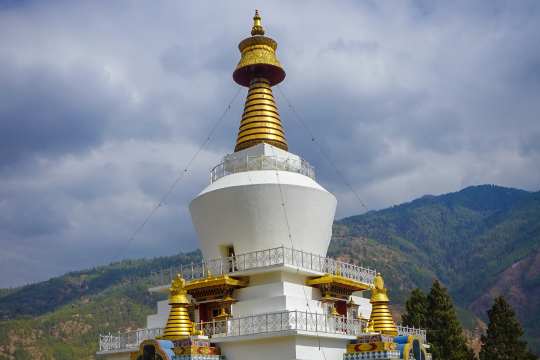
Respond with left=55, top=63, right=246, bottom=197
left=184, top=275, right=248, bottom=291
left=244, top=98, right=277, bottom=106
left=236, top=133, right=287, bottom=143
left=236, top=127, right=285, bottom=137
left=246, top=92, right=274, bottom=100
left=240, top=121, right=285, bottom=131
left=243, top=104, right=279, bottom=114
left=241, top=112, right=281, bottom=122
left=306, top=274, right=371, bottom=291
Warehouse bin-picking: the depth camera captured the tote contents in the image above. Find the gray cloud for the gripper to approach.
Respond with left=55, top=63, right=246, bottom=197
left=0, top=62, right=109, bottom=169
left=0, top=0, right=539, bottom=287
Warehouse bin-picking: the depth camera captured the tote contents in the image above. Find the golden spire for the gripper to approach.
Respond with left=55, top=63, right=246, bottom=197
left=233, top=10, right=288, bottom=152
left=161, top=275, right=194, bottom=340
left=368, top=273, right=398, bottom=336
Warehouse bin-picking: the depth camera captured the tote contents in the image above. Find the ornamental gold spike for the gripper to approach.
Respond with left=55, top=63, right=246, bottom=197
left=367, top=273, right=398, bottom=336
left=233, top=10, right=288, bottom=152
left=161, top=275, right=194, bottom=340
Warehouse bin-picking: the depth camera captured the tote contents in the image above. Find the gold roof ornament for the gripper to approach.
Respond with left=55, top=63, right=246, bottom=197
left=367, top=273, right=398, bottom=336
left=184, top=275, right=248, bottom=303
left=365, top=317, right=375, bottom=333
left=214, top=307, right=230, bottom=321
left=161, top=275, right=194, bottom=340
left=306, top=274, right=371, bottom=293
left=233, top=10, right=288, bottom=152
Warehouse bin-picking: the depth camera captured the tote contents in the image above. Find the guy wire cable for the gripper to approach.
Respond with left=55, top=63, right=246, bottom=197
left=109, top=86, right=243, bottom=264
left=276, top=85, right=369, bottom=212
left=269, top=145, right=328, bottom=360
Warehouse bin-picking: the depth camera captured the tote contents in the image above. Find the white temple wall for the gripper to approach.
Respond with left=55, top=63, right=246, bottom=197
left=232, top=285, right=322, bottom=316
left=295, top=336, right=350, bottom=360
left=231, top=295, right=287, bottom=316
left=217, top=335, right=349, bottom=360
left=219, top=336, right=296, bottom=360
left=235, top=272, right=315, bottom=299
left=232, top=272, right=324, bottom=316
left=146, top=299, right=169, bottom=329
left=350, top=294, right=372, bottom=320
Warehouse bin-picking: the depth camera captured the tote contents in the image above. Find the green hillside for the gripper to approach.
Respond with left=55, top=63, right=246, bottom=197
left=330, top=184, right=540, bottom=353
left=0, top=252, right=201, bottom=359
left=0, top=185, right=538, bottom=358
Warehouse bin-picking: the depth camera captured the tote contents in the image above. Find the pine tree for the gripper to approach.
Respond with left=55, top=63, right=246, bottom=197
left=427, top=280, right=473, bottom=360
left=479, top=296, right=537, bottom=360
left=402, top=288, right=428, bottom=328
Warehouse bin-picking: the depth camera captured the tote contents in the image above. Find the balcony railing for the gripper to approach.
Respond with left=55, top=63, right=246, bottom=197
left=98, top=327, right=163, bottom=353
left=151, top=246, right=376, bottom=288
left=396, top=325, right=427, bottom=343
left=97, top=313, right=428, bottom=354
left=98, top=311, right=361, bottom=353
left=210, top=154, right=315, bottom=183
left=197, top=310, right=364, bottom=338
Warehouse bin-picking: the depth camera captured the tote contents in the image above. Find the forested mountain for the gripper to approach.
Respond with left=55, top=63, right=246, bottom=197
left=330, top=184, right=540, bottom=353
left=0, top=184, right=538, bottom=358
left=0, top=252, right=201, bottom=359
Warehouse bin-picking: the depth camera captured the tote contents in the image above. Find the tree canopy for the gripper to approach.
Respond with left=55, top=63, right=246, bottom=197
left=402, top=288, right=428, bottom=328
left=479, top=296, right=537, bottom=360
left=402, top=281, right=475, bottom=360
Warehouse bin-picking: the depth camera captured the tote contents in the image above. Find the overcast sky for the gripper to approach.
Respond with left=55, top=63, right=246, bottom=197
left=1, top=0, right=539, bottom=287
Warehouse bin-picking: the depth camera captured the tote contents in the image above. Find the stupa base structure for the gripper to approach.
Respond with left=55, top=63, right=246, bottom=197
left=97, top=250, right=430, bottom=360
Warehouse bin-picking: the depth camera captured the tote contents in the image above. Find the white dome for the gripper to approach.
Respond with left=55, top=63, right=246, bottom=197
left=189, top=169, right=336, bottom=260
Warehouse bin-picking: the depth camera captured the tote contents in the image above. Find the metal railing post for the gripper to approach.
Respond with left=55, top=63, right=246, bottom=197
left=325, top=312, right=327, bottom=333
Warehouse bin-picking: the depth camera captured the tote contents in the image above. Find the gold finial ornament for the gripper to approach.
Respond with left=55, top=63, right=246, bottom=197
left=161, top=275, right=194, bottom=340
left=233, top=11, right=288, bottom=152
left=214, top=307, right=230, bottom=321
left=365, top=317, right=375, bottom=333
left=367, top=273, right=398, bottom=336
left=251, top=10, right=265, bottom=35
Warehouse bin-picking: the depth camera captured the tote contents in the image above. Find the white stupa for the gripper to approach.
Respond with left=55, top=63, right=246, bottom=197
left=97, top=11, right=429, bottom=360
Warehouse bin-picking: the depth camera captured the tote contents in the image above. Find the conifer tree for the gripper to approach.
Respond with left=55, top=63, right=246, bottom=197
left=479, top=296, right=537, bottom=360
left=427, top=280, right=473, bottom=360
left=402, top=288, right=428, bottom=328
